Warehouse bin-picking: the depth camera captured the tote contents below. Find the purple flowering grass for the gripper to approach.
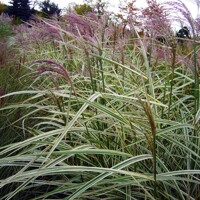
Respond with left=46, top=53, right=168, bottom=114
left=33, top=59, right=72, bottom=83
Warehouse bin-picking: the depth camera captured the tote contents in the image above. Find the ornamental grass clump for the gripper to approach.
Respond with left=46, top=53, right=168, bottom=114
left=0, top=0, right=199, bottom=199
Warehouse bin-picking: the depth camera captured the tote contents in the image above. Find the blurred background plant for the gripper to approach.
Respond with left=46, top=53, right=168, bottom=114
left=0, top=13, right=12, bottom=39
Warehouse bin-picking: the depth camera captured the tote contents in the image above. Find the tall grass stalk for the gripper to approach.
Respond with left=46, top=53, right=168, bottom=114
left=168, top=43, right=177, bottom=119
left=191, top=24, right=200, bottom=200
left=138, top=94, right=157, bottom=198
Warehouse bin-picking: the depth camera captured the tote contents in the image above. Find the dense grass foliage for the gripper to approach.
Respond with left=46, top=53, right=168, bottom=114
left=0, top=1, right=200, bottom=199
